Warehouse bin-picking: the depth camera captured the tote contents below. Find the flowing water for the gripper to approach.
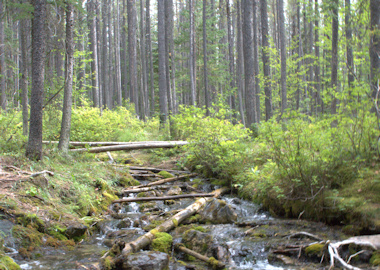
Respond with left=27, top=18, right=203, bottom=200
left=2, top=179, right=342, bottom=270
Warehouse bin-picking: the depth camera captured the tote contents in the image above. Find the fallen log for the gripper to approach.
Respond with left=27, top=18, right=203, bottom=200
left=112, top=193, right=215, bottom=204
left=124, top=173, right=198, bottom=190
left=121, top=187, right=229, bottom=255
left=70, top=141, right=189, bottom=153
left=124, top=166, right=190, bottom=174
left=43, top=140, right=182, bottom=147
left=175, top=244, right=226, bottom=269
left=122, top=183, right=201, bottom=195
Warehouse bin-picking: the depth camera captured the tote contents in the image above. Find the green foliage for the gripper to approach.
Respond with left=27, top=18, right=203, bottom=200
left=0, top=110, right=26, bottom=153
left=171, top=105, right=251, bottom=181
left=0, top=254, right=21, bottom=270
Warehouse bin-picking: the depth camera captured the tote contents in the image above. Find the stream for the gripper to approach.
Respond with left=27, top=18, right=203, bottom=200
left=2, top=175, right=349, bottom=269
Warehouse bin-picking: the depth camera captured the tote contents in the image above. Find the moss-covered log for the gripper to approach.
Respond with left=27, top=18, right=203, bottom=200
left=175, top=244, right=225, bottom=269
left=123, top=173, right=198, bottom=190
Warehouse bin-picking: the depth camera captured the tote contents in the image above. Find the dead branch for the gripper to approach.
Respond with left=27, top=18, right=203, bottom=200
left=112, top=193, right=215, bottom=204
left=124, top=173, right=198, bottom=190
left=30, top=170, right=54, bottom=178
left=175, top=244, right=225, bottom=269
left=285, top=231, right=323, bottom=241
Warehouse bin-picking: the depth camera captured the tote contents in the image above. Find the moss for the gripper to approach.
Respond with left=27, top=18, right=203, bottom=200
left=143, top=220, right=164, bottom=231
left=186, top=255, right=196, bottom=261
left=192, top=226, right=206, bottom=233
left=102, top=191, right=118, bottom=201
left=0, top=254, right=21, bottom=270
left=11, top=225, right=43, bottom=248
left=172, top=218, right=178, bottom=227
left=16, top=213, right=45, bottom=232
left=370, top=251, right=380, bottom=266
left=101, top=256, right=114, bottom=270
left=207, top=257, right=220, bottom=269
left=158, top=171, right=174, bottom=179
left=151, top=232, right=173, bottom=253
left=188, top=214, right=200, bottom=223
left=305, top=243, right=325, bottom=257
left=46, top=225, right=67, bottom=240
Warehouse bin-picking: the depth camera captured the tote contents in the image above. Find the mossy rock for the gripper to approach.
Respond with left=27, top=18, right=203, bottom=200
left=370, top=251, right=380, bottom=266
left=11, top=225, right=43, bottom=248
left=157, top=171, right=174, bottom=179
left=143, top=219, right=164, bottom=231
left=151, top=232, right=173, bottom=253
left=0, top=254, right=21, bottom=270
left=16, top=213, right=45, bottom=233
left=46, top=225, right=67, bottom=241
left=305, top=243, right=325, bottom=258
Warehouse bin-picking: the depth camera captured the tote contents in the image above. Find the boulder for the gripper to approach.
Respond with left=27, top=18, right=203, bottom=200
left=65, top=224, right=87, bottom=239
left=199, top=198, right=237, bottom=224
left=167, top=186, right=182, bottom=196
left=182, top=229, right=214, bottom=257
left=120, top=251, right=169, bottom=270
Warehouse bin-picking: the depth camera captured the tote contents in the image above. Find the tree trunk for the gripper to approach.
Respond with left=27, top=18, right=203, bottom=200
left=26, top=0, right=46, bottom=161
left=127, top=0, right=139, bottom=114
left=158, top=0, right=168, bottom=125
left=236, top=0, right=246, bottom=126
left=140, top=0, right=148, bottom=116
left=146, top=0, right=155, bottom=115
left=345, top=0, right=354, bottom=98
left=20, top=12, right=29, bottom=136
left=113, top=193, right=215, bottom=203
left=121, top=0, right=128, bottom=102
left=331, top=0, right=339, bottom=115
left=55, top=6, right=65, bottom=80
left=227, top=0, right=237, bottom=122
left=261, top=0, right=272, bottom=120
left=87, top=0, right=100, bottom=107
left=370, top=0, right=380, bottom=101
left=203, top=0, right=210, bottom=115
left=253, top=0, right=260, bottom=122
left=165, top=0, right=173, bottom=123
left=58, top=2, right=74, bottom=152
left=314, top=0, right=321, bottom=114
left=115, top=0, right=122, bottom=107
left=0, top=1, right=6, bottom=111
left=243, top=0, right=257, bottom=126
left=278, top=0, right=287, bottom=114
left=102, top=0, right=110, bottom=109
left=189, top=0, right=196, bottom=106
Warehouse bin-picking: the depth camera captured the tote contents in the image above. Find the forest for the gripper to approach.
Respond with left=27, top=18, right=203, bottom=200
left=0, top=0, right=380, bottom=269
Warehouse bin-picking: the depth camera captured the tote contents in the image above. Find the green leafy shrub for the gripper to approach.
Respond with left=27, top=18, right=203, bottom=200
left=0, top=110, right=26, bottom=153
left=171, top=105, right=252, bottom=181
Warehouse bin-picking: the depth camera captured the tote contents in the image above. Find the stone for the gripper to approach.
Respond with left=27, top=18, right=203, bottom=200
left=199, top=198, right=237, bottom=224
left=121, top=251, right=169, bottom=270
left=65, top=224, right=87, bottom=239
left=182, top=229, right=214, bottom=256
left=167, top=186, right=182, bottom=196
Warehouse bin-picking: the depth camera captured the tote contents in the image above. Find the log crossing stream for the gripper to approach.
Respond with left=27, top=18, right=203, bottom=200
left=4, top=167, right=378, bottom=270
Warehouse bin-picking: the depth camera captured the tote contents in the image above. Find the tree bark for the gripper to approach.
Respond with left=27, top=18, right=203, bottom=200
left=58, top=2, right=75, bottom=152
left=243, top=0, right=257, bottom=126
left=278, top=0, right=287, bottom=114
left=126, top=173, right=197, bottom=189
left=146, top=0, right=155, bottom=115
left=331, top=0, right=339, bottom=115
left=189, top=0, right=196, bottom=106
left=0, top=1, right=6, bottom=111
left=236, top=0, right=246, bottom=126
left=20, top=11, right=29, bottom=135
left=140, top=0, right=148, bottom=116
left=203, top=0, right=210, bottom=115
left=314, top=0, right=321, bottom=114
left=261, top=0, right=272, bottom=120
left=101, top=0, right=110, bottom=109
left=26, top=0, right=47, bottom=161
left=253, top=0, right=260, bottom=122
left=114, top=0, right=122, bottom=107
left=158, top=0, right=168, bottom=125
left=121, top=187, right=229, bottom=255
left=370, top=0, right=380, bottom=101
left=87, top=0, right=100, bottom=107
left=345, top=0, right=354, bottom=97
left=127, top=0, right=138, bottom=114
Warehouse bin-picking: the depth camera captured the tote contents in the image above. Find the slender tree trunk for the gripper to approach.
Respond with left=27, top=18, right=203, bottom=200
left=139, top=0, right=148, bottom=116
left=261, top=0, right=272, bottom=120
left=146, top=0, right=155, bottom=115
left=253, top=0, right=261, bottom=122
left=102, top=0, right=110, bottom=109
left=58, top=2, right=74, bottom=152
left=96, top=0, right=103, bottom=109
left=314, top=0, right=321, bottom=114
left=242, top=0, right=257, bottom=126
left=345, top=0, right=354, bottom=95
left=20, top=12, right=29, bottom=135
left=121, top=0, right=128, bottom=101
left=55, top=6, right=64, bottom=79
left=331, top=0, right=339, bottom=115
left=278, top=0, right=287, bottom=114
left=0, top=1, right=6, bottom=111
left=26, top=0, right=46, bottom=161
left=227, top=0, right=237, bottom=122
left=115, top=0, right=122, bottom=106
left=189, top=0, right=196, bottom=106
left=165, top=0, right=173, bottom=120
left=370, top=0, right=380, bottom=102
left=127, top=0, right=138, bottom=114
left=236, top=0, right=246, bottom=126
left=203, top=0, right=210, bottom=115
left=158, top=0, right=168, bottom=125
left=88, top=0, right=100, bottom=107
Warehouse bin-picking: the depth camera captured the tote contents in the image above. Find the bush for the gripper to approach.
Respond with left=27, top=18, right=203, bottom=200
left=171, top=105, right=252, bottom=182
